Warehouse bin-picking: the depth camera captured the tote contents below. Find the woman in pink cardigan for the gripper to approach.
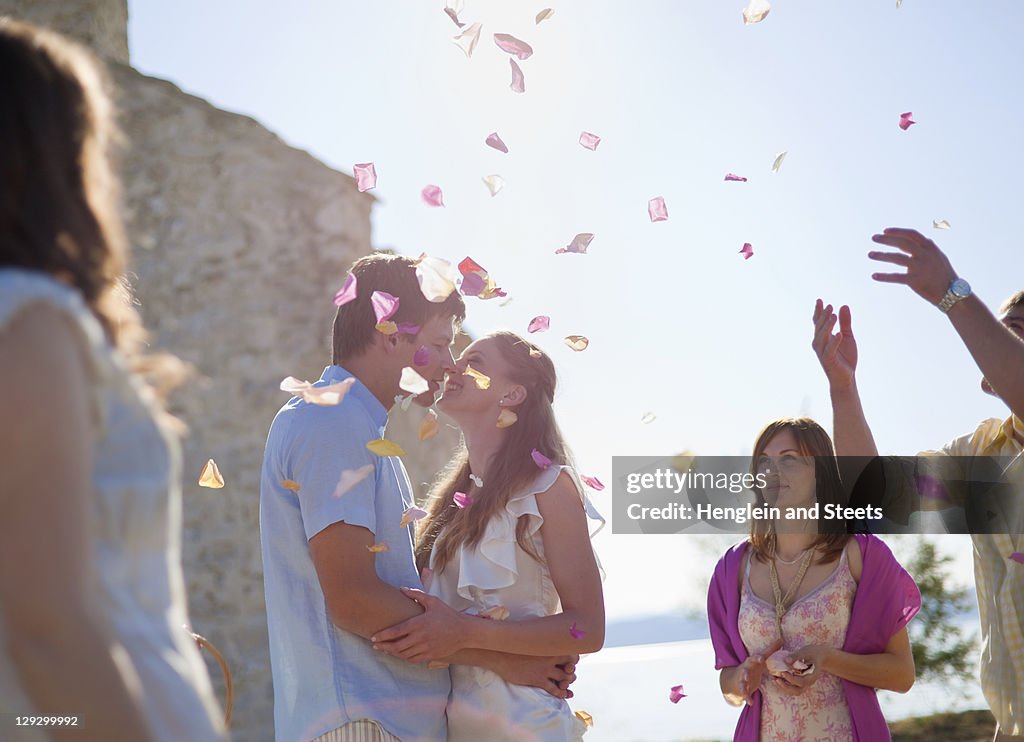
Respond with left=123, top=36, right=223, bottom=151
left=708, top=418, right=920, bottom=742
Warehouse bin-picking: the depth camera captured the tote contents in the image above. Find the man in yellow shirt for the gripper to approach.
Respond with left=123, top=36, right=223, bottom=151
left=812, top=227, right=1024, bottom=740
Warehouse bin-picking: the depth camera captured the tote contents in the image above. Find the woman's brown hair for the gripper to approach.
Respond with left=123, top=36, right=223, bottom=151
left=415, top=331, right=577, bottom=573
left=748, top=417, right=850, bottom=565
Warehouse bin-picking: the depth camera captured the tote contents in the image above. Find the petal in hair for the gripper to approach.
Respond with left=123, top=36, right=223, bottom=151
left=333, top=273, right=358, bottom=306
left=454, top=491, right=474, bottom=508
left=564, top=335, right=590, bottom=351
left=354, top=162, right=377, bottom=192
left=579, top=131, right=601, bottom=150
left=556, top=233, right=594, bottom=255
left=899, top=111, right=916, bottom=130
left=281, top=480, right=301, bottom=492
left=422, top=184, right=445, bottom=207
left=419, top=409, right=440, bottom=441
left=397, top=322, right=421, bottom=336
left=739, top=242, right=754, bottom=260
left=669, top=685, right=687, bottom=703
left=494, top=33, right=534, bottom=60
left=376, top=321, right=398, bottom=335
left=581, top=475, right=605, bottom=491
left=724, top=173, right=748, bottom=182
left=198, top=459, right=225, bottom=488
left=371, top=290, right=400, bottom=323
left=742, top=0, right=771, bottom=24
left=510, top=59, right=526, bottom=93
left=485, top=132, right=509, bottom=153
left=933, top=219, right=951, bottom=230
left=464, top=365, right=491, bottom=389
left=458, top=257, right=507, bottom=299
left=771, top=151, right=787, bottom=173
left=452, top=22, right=483, bottom=57
left=400, top=506, right=428, bottom=529
left=366, top=439, right=406, bottom=457
left=529, top=348, right=542, bottom=358
left=536, top=8, right=555, bottom=24
left=482, top=174, right=505, bottom=196
left=531, top=448, right=553, bottom=470
left=528, top=315, right=551, bottom=333
left=400, top=367, right=430, bottom=396
left=332, top=464, right=375, bottom=498
left=496, top=408, right=519, bottom=428
left=415, top=254, right=458, bottom=302
left=648, top=197, right=669, bottom=222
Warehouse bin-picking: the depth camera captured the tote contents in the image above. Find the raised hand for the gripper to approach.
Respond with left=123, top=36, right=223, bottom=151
left=812, top=300, right=858, bottom=391
left=869, top=227, right=958, bottom=305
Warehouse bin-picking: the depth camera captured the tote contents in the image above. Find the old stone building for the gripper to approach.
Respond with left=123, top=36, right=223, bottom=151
left=1, top=1, right=463, bottom=737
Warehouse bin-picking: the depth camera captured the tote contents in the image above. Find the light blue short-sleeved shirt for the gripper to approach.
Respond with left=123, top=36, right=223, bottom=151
left=260, top=366, right=450, bottom=742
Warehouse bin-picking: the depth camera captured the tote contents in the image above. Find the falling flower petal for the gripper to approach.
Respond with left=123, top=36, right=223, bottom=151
left=641, top=411, right=657, bottom=424
left=494, top=33, right=534, bottom=60
left=771, top=151, right=787, bottom=173
left=482, top=174, right=504, bottom=196
left=281, top=479, right=301, bottom=492
left=422, top=184, right=445, bottom=207
left=742, top=0, right=771, bottom=24
left=579, top=131, right=601, bottom=150
left=648, top=197, right=669, bottom=223
left=528, top=316, right=551, bottom=333
left=510, top=59, right=525, bottom=93
left=461, top=273, right=486, bottom=297
left=555, top=233, right=594, bottom=255
left=367, top=439, right=406, bottom=457
left=367, top=543, right=389, bottom=553
left=333, top=273, right=358, bottom=306
left=371, top=290, right=400, bottom=323
left=376, top=321, right=398, bottom=335
left=581, top=475, right=605, bottom=491
left=198, top=459, right=225, bottom=488
left=529, top=348, right=542, bottom=358
left=400, top=506, right=428, bottom=529
left=354, top=162, right=377, bottom=192
left=332, top=464, right=375, bottom=498
left=536, top=8, right=555, bottom=24
left=414, top=346, right=431, bottom=367
left=500, top=296, right=514, bottom=307
left=574, top=711, right=593, bottom=729
left=569, top=622, right=586, bottom=639
left=497, top=409, right=518, bottom=428
left=477, top=605, right=510, bottom=620
left=669, top=685, right=687, bottom=703
left=443, top=0, right=464, bottom=27
left=469, top=473, right=484, bottom=488
left=452, top=22, right=482, bottom=57
left=458, top=257, right=507, bottom=299
left=393, top=394, right=415, bottom=412
left=914, top=474, right=951, bottom=502
left=464, top=365, right=491, bottom=389
left=564, top=335, right=589, bottom=351
left=740, top=242, right=754, bottom=260
left=724, top=173, right=748, bottom=182
left=899, top=111, right=916, bottom=130
left=454, top=491, right=473, bottom=508
left=397, top=323, right=421, bottom=336
left=419, top=409, right=440, bottom=441
left=280, top=376, right=356, bottom=406
left=400, top=367, right=430, bottom=396
left=1009, top=552, right=1024, bottom=564
left=485, top=132, right=509, bottom=153
left=896, top=0, right=903, bottom=6
left=531, top=448, right=552, bottom=470
left=933, top=219, right=951, bottom=230
left=415, top=254, right=458, bottom=302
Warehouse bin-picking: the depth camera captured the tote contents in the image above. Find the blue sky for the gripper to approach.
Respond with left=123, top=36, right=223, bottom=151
left=128, top=1, right=1022, bottom=618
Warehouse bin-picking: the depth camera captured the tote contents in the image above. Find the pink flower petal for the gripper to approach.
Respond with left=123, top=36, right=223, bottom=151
left=569, top=622, right=586, bottom=639
left=332, top=464, right=375, bottom=498
left=485, top=132, right=509, bottom=153
left=555, top=233, right=594, bottom=255
left=458, top=257, right=507, bottom=300
left=742, top=0, right=771, bottom=24
left=579, top=131, right=601, bottom=150
left=461, top=272, right=487, bottom=297
left=353, top=162, right=377, bottom=192
left=452, top=22, right=482, bottom=58
left=914, top=474, right=951, bottom=502
left=724, top=173, right=748, bottom=182
left=581, top=475, right=605, bottom=491
left=413, top=346, right=430, bottom=367
left=333, top=273, right=358, bottom=306
left=899, top=111, right=916, bottom=130
left=422, top=184, right=445, bottom=207
left=739, top=243, right=754, bottom=260
left=396, top=322, right=420, bottom=336
left=371, top=290, right=400, bottom=323
left=669, top=684, right=687, bottom=703
left=1010, top=552, right=1024, bottom=565
left=531, top=448, right=552, bottom=470
left=528, top=315, right=550, bottom=333
left=453, top=491, right=473, bottom=509
left=400, top=506, right=428, bottom=529
left=494, top=33, right=534, bottom=60
left=443, top=0, right=464, bottom=27
left=648, top=197, right=669, bottom=223
left=510, top=59, right=525, bottom=94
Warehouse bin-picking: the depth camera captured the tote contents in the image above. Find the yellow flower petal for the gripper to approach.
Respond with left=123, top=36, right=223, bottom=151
left=564, top=335, right=590, bottom=352
left=367, top=439, right=406, bottom=457
left=529, top=348, right=542, bottom=358
left=477, top=605, right=510, bottom=620
left=400, top=506, right=428, bottom=529
left=464, top=365, right=491, bottom=389
left=575, top=710, right=593, bottom=729
left=367, top=543, right=389, bottom=553
left=496, top=409, right=518, bottom=428
left=376, top=321, right=398, bottom=335
left=281, top=479, right=301, bottom=492
left=419, top=409, right=440, bottom=441
left=198, top=458, right=225, bottom=488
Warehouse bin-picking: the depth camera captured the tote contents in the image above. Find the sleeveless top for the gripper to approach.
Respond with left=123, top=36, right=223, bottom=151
left=428, top=465, right=604, bottom=742
left=0, top=269, right=224, bottom=741
left=738, top=545, right=856, bottom=742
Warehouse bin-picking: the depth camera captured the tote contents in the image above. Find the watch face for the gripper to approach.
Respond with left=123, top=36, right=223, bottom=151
left=951, top=278, right=971, bottom=298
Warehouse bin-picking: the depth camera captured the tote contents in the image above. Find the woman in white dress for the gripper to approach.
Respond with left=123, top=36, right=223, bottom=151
left=0, top=20, right=224, bottom=741
left=373, top=331, right=604, bottom=741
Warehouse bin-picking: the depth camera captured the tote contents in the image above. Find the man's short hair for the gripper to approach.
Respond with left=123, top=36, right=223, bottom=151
left=332, top=253, right=466, bottom=364
left=999, top=290, right=1024, bottom=316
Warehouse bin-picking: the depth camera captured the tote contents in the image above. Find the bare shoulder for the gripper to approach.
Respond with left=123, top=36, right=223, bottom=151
left=846, top=536, right=863, bottom=584
left=535, top=470, right=586, bottom=517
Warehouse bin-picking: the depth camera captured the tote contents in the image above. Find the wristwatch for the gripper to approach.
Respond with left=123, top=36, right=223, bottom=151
left=937, top=277, right=971, bottom=313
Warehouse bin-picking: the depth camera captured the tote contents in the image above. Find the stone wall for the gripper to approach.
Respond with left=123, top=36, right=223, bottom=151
left=0, top=0, right=128, bottom=63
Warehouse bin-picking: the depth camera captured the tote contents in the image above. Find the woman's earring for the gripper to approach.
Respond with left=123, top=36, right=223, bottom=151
left=496, top=408, right=518, bottom=428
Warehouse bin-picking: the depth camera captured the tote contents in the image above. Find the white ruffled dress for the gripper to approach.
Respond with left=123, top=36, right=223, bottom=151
left=428, top=465, right=603, bottom=742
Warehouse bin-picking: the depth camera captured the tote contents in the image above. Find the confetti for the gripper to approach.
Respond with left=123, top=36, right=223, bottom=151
left=367, top=543, right=389, bottom=553
left=569, top=622, right=586, bottom=639
left=564, top=335, right=589, bottom=351
left=376, top=321, right=398, bottom=335
left=333, top=273, right=358, bottom=306
left=574, top=711, right=593, bottom=729
left=497, top=408, right=519, bottom=428
left=332, top=464, right=375, bottom=498
left=415, top=254, right=458, bottom=302
left=528, top=315, right=550, bottom=333
left=1010, top=552, right=1024, bottom=565
left=198, top=459, right=225, bottom=488
left=648, top=197, right=669, bottom=223
left=414, top=346, right=431, bottom=367
left=742, top=0, right=771, bottom=24
left=400, top=506, right=428, bottom=529
left=556, top=233, right=594, bottom=255
left=669, top=685, right=687, bottom=703
left=469, top=473, right=484, bottom=487
left=371, top=291, right=399, bottom=323
left=581, top=475, right=605, bottom=491
left=771, top=151, right=787, bottom=173
left=641, top=412, right=657, bottom=424
left=485, top=132, right=509, bottom=153
left=494, top=33, right=534, bottom=60
left=465, top=365, right=491, bottom=389
left=482, top=174, right=504, bottom=196
left=452, top=22, right=482, bottom=58
left=899, top=111, right=916, bottom=130
left=367, top=439, right=406, bottom=457
left=454, top=491, right=473, bottom=508
left=724, top=173, right=748, bottom=182
left=933, top=219, right=951, bottom=230
left=510, top=59, right=525, bottom=93
left=443, top=0, right=464, bottom=27
left=477, top=605, right=510, bottom=620
left=458, top=257, right=507, bottom=299
left=422, top=185, right=445, bottom=207
left=536, top=8, right=555, bottom=24
left=740, top=242, right=754, bottom=260
left=579, top=131, right=601, bottom=150
left=419, top=409, right=440, bottom=440
left=531, top=448, right=553, bottom=469
left=281, top=479, right=301, bottom=492
left=280, top=376, right=356, bottom=406
left=400, top=366, right=430, bottom=396
left=354, top=162, right=377, bottom=192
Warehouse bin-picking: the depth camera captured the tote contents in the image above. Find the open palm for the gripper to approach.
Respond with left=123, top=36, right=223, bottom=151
left=812, top=301, right=858, bottom=389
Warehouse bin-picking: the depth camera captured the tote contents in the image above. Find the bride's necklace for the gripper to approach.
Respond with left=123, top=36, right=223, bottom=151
left=773, top=547, right=810, bottom=565
left=769, top=546, right=814, bottom=634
